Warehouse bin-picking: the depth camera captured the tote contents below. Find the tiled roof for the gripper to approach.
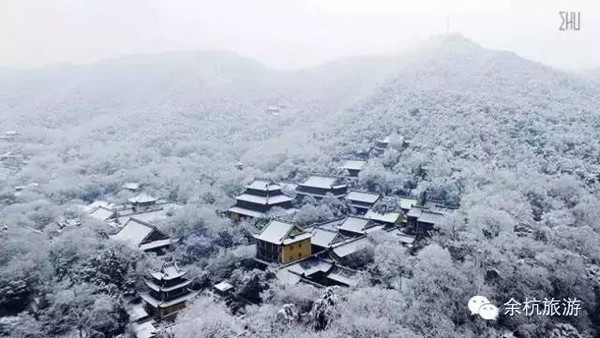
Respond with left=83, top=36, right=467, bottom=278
left=346, top=191, right=380, bottom=204
left=339, top=216, right=371, bottom=234
left=364, top=209, right=401, bottom=224
left=254, top=220, right=312, bottom=245
left=228, top=206, right=264, bottom=218
left=111, top=218, right=154, bottom=248
left=128, top=193, right=157, bottom=204
left=310, top=228, right=340, bottom=248
left=235, top=193, right=293, bottom=205
left=246, top=180, right=282, bottom=191
left=300, top=176, right=338, bottom=189
left=342, top=160, right=366, bottom=171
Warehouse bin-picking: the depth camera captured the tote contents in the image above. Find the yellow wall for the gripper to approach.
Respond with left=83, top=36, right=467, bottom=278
left=281, top=239, right=311, bottom=264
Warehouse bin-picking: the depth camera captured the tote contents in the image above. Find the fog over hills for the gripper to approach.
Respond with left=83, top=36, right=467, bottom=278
left=2, top=36, right=600, bottom=338
left=0, top=50, right=399, bottom=127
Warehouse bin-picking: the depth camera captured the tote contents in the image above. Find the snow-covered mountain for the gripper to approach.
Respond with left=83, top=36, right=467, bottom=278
left=2, top=35, right=600, bottom=203
left=3, top=36, right=600, bottom=338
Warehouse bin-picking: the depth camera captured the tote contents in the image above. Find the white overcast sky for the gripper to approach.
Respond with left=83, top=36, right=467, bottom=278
left=1, top=0, right=598, bottom=70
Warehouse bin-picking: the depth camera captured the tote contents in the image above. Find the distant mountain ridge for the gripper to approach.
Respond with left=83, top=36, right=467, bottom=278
left=331, top=36, right=600, bottom=203
left=2, top=36, right=600, bottom=174
left=0, top=50, right=401, bottom=130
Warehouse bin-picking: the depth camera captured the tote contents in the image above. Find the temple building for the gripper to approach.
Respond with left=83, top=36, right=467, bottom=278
left=371, top=136, right=390, bottom=156
left=275, top=256, right=359, bottom=288
left=341, top=160, right=366, bottom=177
left=309, top=227, right=344, bottom=254
left=213, top=281, right=234, bottom=299
left=338, top=216, right=382, bottom=236
left=128, top=193, right=159, bottom=213
left=296, top=176, right=348, bottom=200
left=345, top=191, right=381, bottom=215
left=140, top=262, right=197, bottom=321
left=88, top=206, right=116, bottom=222
left=399, top=197, right=419, bottom=213
left=122, top=182, right=141, bottom=193
left=228, top=180, right=294, bottom=220
left=364, top=209, right=402, bottom=226
left=110, top=218, right=177, bottom=253
left=254, top=220, right=312, bottom=264
left=406, top=206, right=446, bottom=235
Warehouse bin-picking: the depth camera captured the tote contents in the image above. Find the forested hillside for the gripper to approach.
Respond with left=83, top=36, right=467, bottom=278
left=1, top=36, right=600, bottom=338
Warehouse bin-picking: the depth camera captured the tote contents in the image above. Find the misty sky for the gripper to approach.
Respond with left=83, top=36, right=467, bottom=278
left=1, top=0, right=599, bottom=70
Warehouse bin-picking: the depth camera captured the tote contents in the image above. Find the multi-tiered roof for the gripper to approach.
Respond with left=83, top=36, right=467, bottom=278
left=296, top=176, right=348, bottom=199
left=140, top=262, right=197, bottom=321
left=228, top=180, right=294, bottom=219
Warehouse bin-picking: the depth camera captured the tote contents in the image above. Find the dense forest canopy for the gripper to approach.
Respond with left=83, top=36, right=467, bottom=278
left=1, top=35, right=600, bottom=338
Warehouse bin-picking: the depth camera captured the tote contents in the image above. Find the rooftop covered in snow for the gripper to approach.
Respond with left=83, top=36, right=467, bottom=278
left=253, top=220, right=312, bottom=245
left=341, top=160, right=366, bottom=171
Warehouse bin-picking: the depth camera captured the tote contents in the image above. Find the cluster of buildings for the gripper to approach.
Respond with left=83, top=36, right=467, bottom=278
left=86, top=185, right=182, bottom=254
left=250, top=199, right=443, bottom=288
left=81, top=135, right=454, bottom=337
left=223, top=136, right=452, bottom=289
left=227, top=180, right=294, bottom=220
left=83, top=185, right=193, bottom=338
left=130, top=262, right=198, bottom=338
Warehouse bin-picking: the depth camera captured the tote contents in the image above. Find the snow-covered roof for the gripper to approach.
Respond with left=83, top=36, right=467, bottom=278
left=286, top=259, right=333, bottom=276
left=140, top=291, right=198, bottom=309
left=139, top=238, right=176, bottom=251
left=406, top=206, right=422, bottom=218
left=300, top=176, right=337, bottom=189
left=235, top=193, right=293, bottom=205
left=277, top=257, right=359, bottom=288
left=127, top=304, right=149, bottom=322
left=89, top=207, right=115, bottom=221
left=122, top=182, right=140, bottom=190
left=346, top=191, right=380, bottom=204
left=84, top=200, right=114, bottom=213
left=276, top=269, right=302, bottom=285
left=328, top=272, right=359, bottom=287
left=115, top=202, right=181, bottom=225
left=128, top=193, right=157, bottom=204
left=332, top=237, right=370, bottom=258
left=399, top=198, right=419, bottom=210
left=397, top=233, right=416, bottom=244
left=228, top=206, right=264, bottom=218
left=419, top=210, right=445, bottom=224
left=342, top=160, right=366, bottom=171
left=314, top=218, right=346, bottom=231
left=150, top=263, right=187, bottom=281
left=145, top=278, right=192, bottom=293
left=111, top=218, right=171, bottom=251
left=132, top=321, right=156, bottom=338
left=246, top=180, right=282, bottom=191
left=214, top=281, right=234, bottom=292
left=339, top=216, right=371, bottom=234
left=378, top=136, right=390, bottom=144
left=310, top=228, right=340, bottom=248
left=387, top=228, right=416, bottom=244
left=253, top=220, right=312, bottom=245
left=365, top=209, right=401, bottom=224
left=111, top=218, right=154, bottom=248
